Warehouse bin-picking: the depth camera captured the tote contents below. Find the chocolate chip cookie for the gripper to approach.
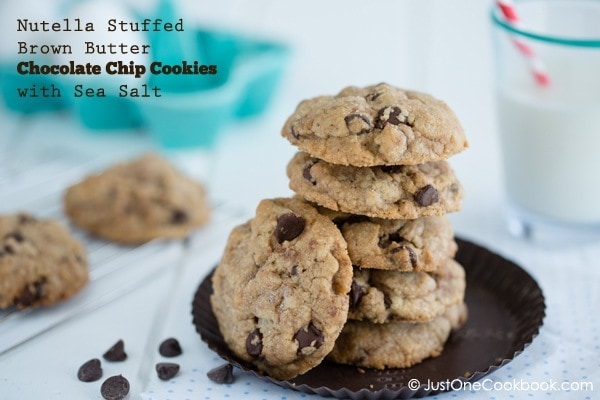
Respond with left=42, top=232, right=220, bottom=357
left=282, top=83, right=468, bottom=167
left=64, top=154, right=210, bottom=244
left=210, top=197, right=352, bottom=380
left=328, top=302, right=468, bottom=369
left=319, top=207, right=457, bottom=271
left=0, top=213, right=89, bottom=309
left=348, top=258, right=466, bottom=323
left=288, top=152, right=463, bottom=219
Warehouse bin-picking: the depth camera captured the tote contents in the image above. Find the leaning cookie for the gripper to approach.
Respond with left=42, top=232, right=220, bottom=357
left=288, top=152, right=463, bottom=219
left=282, top=83, right=468, bottom=167
left=328, top=302, right=468, bottom=369
left=0, top=213, right=89, bottom=309
left=319, top=207, right=457, bottom=272
left=348, top=258, right=466, bottom=324
left=64, top=154, right=210, bottom=244
left=210, top=197, right=352, bottom=380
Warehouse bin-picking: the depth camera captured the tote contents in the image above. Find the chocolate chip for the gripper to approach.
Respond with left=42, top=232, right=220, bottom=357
left=16, top=287, right=34, bottom=306
left=77, top=359, right=103, bottom=382
left=246, top=329, right=263, bottom=357
left=344, top=113, right=372, bottom=135
left=171, top=209, right=188, bottom=224
left=302, top=162, right=317, bottom=185
left=5, top=232, right=25, bottom=242
left=380, top=165, right=403, bottom=174
left=406, top=247, right=418, bottom=268
left=3, top=244, right=14, bottom=254
left=384, top=294, right=393, bottom=308
left=414, top=185, right=440, bottom=206
left=207, top=363, right=234, bottom=384
left=156, top=362, right=180, bottom=381
left=349, top=281, right=365, bottom=308
left=379, top=232, right=402, bottom=248
left=100, top=375, right=130, bottom=400
left=391, top=245, right=418, bottom=268
left=291, top=265, right=299, bottom=276
left=388, top=232, right=403, bottom=243
left=103, top=340, right=127, bottom=362
left=375, top=106, right=406, bottom=129
left=17, top=214, right=35, bottom=224
left=331, top=218, right=346, bottom=230
left=331, top=215, right=369, bottom=230
left=294, top=323, right=324, bottom=353
left=274, top=213, right=306, bottom=244
left=365, top=92, right=381, bottom=101
left=17, top=278, right=46, bottom=307
left=291, top=126, right=300, bottom=139
left=159, top=338, right=182, bottom=357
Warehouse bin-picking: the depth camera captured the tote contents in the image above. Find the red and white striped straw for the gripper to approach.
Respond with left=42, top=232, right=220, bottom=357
left=496, top=0, right=551, bottom=86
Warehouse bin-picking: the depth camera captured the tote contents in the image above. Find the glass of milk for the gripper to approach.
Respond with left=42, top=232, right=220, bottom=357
left=492, top=0, right=600, bottom=243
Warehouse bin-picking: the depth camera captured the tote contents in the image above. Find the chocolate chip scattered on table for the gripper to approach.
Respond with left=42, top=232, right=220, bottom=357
left=100, top=375, right=130, bottom=400
left=156, top=362, right=180, bottom=380
left=77, top=359, right=103, bottom=382
left=207, top=363, right=234, bottom=384
left=103, top=339, right=127, bottom=362
left=158, top=337, right=182, bottom=357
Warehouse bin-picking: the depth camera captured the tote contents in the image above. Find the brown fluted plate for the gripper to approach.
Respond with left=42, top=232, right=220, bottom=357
left=192, top=238, right=545, bottom=399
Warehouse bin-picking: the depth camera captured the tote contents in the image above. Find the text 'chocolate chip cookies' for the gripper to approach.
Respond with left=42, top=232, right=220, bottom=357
left=208, top=82, right=468, bottom=380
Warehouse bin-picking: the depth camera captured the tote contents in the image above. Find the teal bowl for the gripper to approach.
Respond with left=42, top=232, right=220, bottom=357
left=0, top=28, right=289, bottom=148
left=135, top=79, right=239, bottom=148
left=64, top=79, right=145, bottom=131
left=136, top=29, right=289, bottom=149
left=233, top=41, right=290, bottom=118
left=0, top=61, right=68, bottom=113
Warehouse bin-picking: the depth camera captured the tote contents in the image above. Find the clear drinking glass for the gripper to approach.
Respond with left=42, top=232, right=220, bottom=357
left=492, top=0, right=600, bottom=243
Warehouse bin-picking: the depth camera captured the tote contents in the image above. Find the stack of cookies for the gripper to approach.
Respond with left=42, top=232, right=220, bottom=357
left=210, top=83, right=469, bottom=380
left=283, top=83, right=469, bottom=370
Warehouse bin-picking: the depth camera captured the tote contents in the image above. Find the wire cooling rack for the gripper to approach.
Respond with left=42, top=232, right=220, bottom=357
left=0, top=146, right=247, bottom=357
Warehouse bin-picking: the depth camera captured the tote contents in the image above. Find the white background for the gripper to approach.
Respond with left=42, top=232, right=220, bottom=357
left=0, top=1, right=598, bottom=400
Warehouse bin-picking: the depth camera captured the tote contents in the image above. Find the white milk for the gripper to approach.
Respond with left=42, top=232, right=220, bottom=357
left=497, top=58, right=600, bottom=224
